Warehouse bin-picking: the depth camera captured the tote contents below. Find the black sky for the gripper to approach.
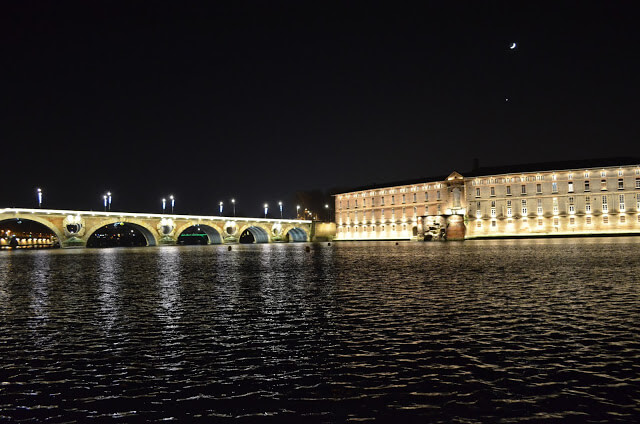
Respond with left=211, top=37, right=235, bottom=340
left=2, top=2, right=639, bottom=217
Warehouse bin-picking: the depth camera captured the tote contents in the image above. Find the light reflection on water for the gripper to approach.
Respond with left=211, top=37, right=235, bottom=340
left=0, top=238, right=639, bottom=422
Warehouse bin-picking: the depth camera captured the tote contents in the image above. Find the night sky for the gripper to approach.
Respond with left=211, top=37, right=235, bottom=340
left=2, top=2, right=639, bottom=217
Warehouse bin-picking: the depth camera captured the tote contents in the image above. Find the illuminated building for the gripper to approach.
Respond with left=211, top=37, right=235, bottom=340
left=334, top=158, right=640, bottom=240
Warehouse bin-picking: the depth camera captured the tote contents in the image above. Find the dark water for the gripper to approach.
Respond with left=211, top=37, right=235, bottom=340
left=1, top=239, right=639, bottom=423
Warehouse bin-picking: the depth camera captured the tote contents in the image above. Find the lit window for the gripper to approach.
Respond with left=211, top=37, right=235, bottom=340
left=584, top=171, right=590, bottom=178
left=537, top=199, right=543, bottom=215
left=568, top=181, right=574, bottom=192
left=601, top=170, right=607, bottom=177
left=602, top=196, right=608, bottom=213
left=553, top=198, right=559, bottom=214
left=619, top=194, right=625, bottom=211
left=522, top=199, right=527, bottom=215
left=552, top=182, right=558, bottom=193
left=619, top=169, right=624, bottom=177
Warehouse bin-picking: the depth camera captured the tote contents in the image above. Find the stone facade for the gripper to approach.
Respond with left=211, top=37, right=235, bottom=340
left=334, top=160, right=640, bottom=240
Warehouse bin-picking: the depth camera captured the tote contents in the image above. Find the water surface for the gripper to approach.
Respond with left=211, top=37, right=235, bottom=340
left=1, top=239, right=639, bottom=422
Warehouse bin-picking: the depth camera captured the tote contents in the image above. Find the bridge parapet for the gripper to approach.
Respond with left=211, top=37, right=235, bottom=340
left=0, top=208, right=313, bottom=248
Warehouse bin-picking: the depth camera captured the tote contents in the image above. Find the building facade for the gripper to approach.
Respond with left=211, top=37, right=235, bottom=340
left=334, top=159, right=640, bottom=240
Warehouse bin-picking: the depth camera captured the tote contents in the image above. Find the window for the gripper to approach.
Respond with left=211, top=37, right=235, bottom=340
left=584, top=171, right=590, bottom=178
left=475, top=188, right=480, bottom=197
left=601, top=180, right=607, bottom=190
left=522, top=199, right=527, bottom=215
left=537, top=218, right=543, bottom=227
left=402, top=194, right=406, bottom=204
left=490, top=187, right=495, bottom=197
left=568, top=173, right=573, bottom=180
left=585, top=180, right=590, bottom=192
left=521, top=185, right=527, bottom=195
left=637, top=194, right=640, bottom=210
left=603, top=216, right=609, bottom=224
left=552, top=182, right=558, bottom=193
left=355, top=199, right=358, bottom=208
left=569, top=217, right=575, bottom=226
left=636, top=178, right=640, bottom=189
left=619, top=169, right=624, bottom=177
left=413, top=193, right=417, bottom=203
left=601, top=170, right=607, bottom=177
left=586, top=216, right=592, bottom=225
left=491, top=220, right=497, bottom=227
left=619, top=194, right=625, bottom=211
left=536, top=183, right=542, bottom=194
left=363, top=198, right=366, bottom=207
left=602, top=196, right=608, bottom=213
left=437, top=191, right=441, bottom=200
left=506, top=185, right=511, bottom=195
left=425, top=192, right=429, bottom=202
left=620, top=215, right=626, bottom=224
left=490, top=200, right=496, bottom=217
left=553, top=217, right=559, bottom=226
left=476, top=220, right=482, bottom=228
left=553, top=198, right=559, bottom=214
left=568, top=182, right=574, bottom=193
left=507, top=200, right=512, bottom=217
left=617, top=179, right=624, bottom=190
left=381, top=197, right=385, bottom=206
left=537, top=199, right=543, bottom=215
left=569, top=204, right=575, bottom=213
left=391, top=195, right=395, bottom=205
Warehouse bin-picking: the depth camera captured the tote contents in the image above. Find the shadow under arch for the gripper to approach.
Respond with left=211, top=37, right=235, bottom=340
left=86, top=221, right=158, bottom=247
left=239, top=226, right=270, bottom=244
left=177, top=224, right=222, bottom=244
left=285, top=227, right=308, bottom=242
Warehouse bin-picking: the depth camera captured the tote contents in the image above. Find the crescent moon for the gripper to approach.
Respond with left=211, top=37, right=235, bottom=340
left=510, top=42, right=517, bottom=49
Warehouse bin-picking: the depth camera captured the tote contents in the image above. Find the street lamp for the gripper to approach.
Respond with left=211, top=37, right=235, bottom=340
left=103, top=195, right=107, bottom=211
left=325, top=204, right=330, bottom=222
left=278, top=201, right=283, bottom=219
left=231, top=198, right=236, bottom=217
left=162, top=198, right=166, bottom=213
left=264, top=203, right=268, bottom=218
left=296, top=205, right=300, bottom=219
left=36, top=188, right=42, bottom=208
left=170, top=195, right=175, bottom=214
left=107, top=192, right=112, bottom=211
left=219, top=201, right=223, bottom=216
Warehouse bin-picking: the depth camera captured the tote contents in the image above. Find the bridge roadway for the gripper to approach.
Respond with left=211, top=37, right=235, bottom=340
left=0, top=208, right=313, bottom=248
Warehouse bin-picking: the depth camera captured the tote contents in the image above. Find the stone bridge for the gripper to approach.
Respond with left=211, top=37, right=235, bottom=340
left=0, top=208, right=314, bottom=248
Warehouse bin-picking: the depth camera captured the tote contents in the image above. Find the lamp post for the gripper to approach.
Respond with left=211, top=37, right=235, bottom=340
left=219, top=201, right=223, bottom=216
left=36, top=188, right=42, bottom=208
left=170, top=195, right=174, bottom=214
left=231, top=198, right=236, bottom=217
left=264, top=203, right=268, bottom=218
left=103, top=195, right=107, bottom=211
left=325, top=204, right=330, bottom=222
left=107, top=192, right=112, bottom=211
left=278, top=201, right=283, bottom=219
left=296, top=205, right=300, bottom=219
left=162, top=198, right=166, bottom=213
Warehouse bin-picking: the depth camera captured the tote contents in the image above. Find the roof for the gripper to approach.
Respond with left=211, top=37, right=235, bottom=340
left=334, top=157, right=640, bottom=195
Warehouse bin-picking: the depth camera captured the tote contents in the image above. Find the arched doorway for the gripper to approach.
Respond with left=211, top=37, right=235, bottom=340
left=86, top=222, right=157, bottom=247
left=239, top=226, right=269, bottom=244
left=177, top=225, right=222, bottom=245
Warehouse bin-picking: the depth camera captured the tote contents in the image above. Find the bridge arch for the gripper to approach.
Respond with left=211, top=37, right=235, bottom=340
left=237, top=224, right=270, bottom=244
left=85, top=219, right=158, bottom=247
left=175, top=223, right=223, bottom=244
left=0, top=216, right=63, bottom=246
left=284, top=227, right=308, bottom=242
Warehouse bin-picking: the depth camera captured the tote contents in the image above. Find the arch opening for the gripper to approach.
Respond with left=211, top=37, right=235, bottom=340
left=0, top=218, right=59, bottom=249
left=285, top=227, right=308, bottom=242
left=87, top=222, right=156, bottom=248
left=239, top=226, right=269, bottom=244
left=177, top=225, right=222, bottom=245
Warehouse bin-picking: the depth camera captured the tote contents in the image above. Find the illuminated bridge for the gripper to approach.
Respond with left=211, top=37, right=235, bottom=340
left=0, top=208, right=316, bottom=248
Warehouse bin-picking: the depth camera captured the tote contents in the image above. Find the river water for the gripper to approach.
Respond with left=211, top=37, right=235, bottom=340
left=0, top=238, right=639, bottom=422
